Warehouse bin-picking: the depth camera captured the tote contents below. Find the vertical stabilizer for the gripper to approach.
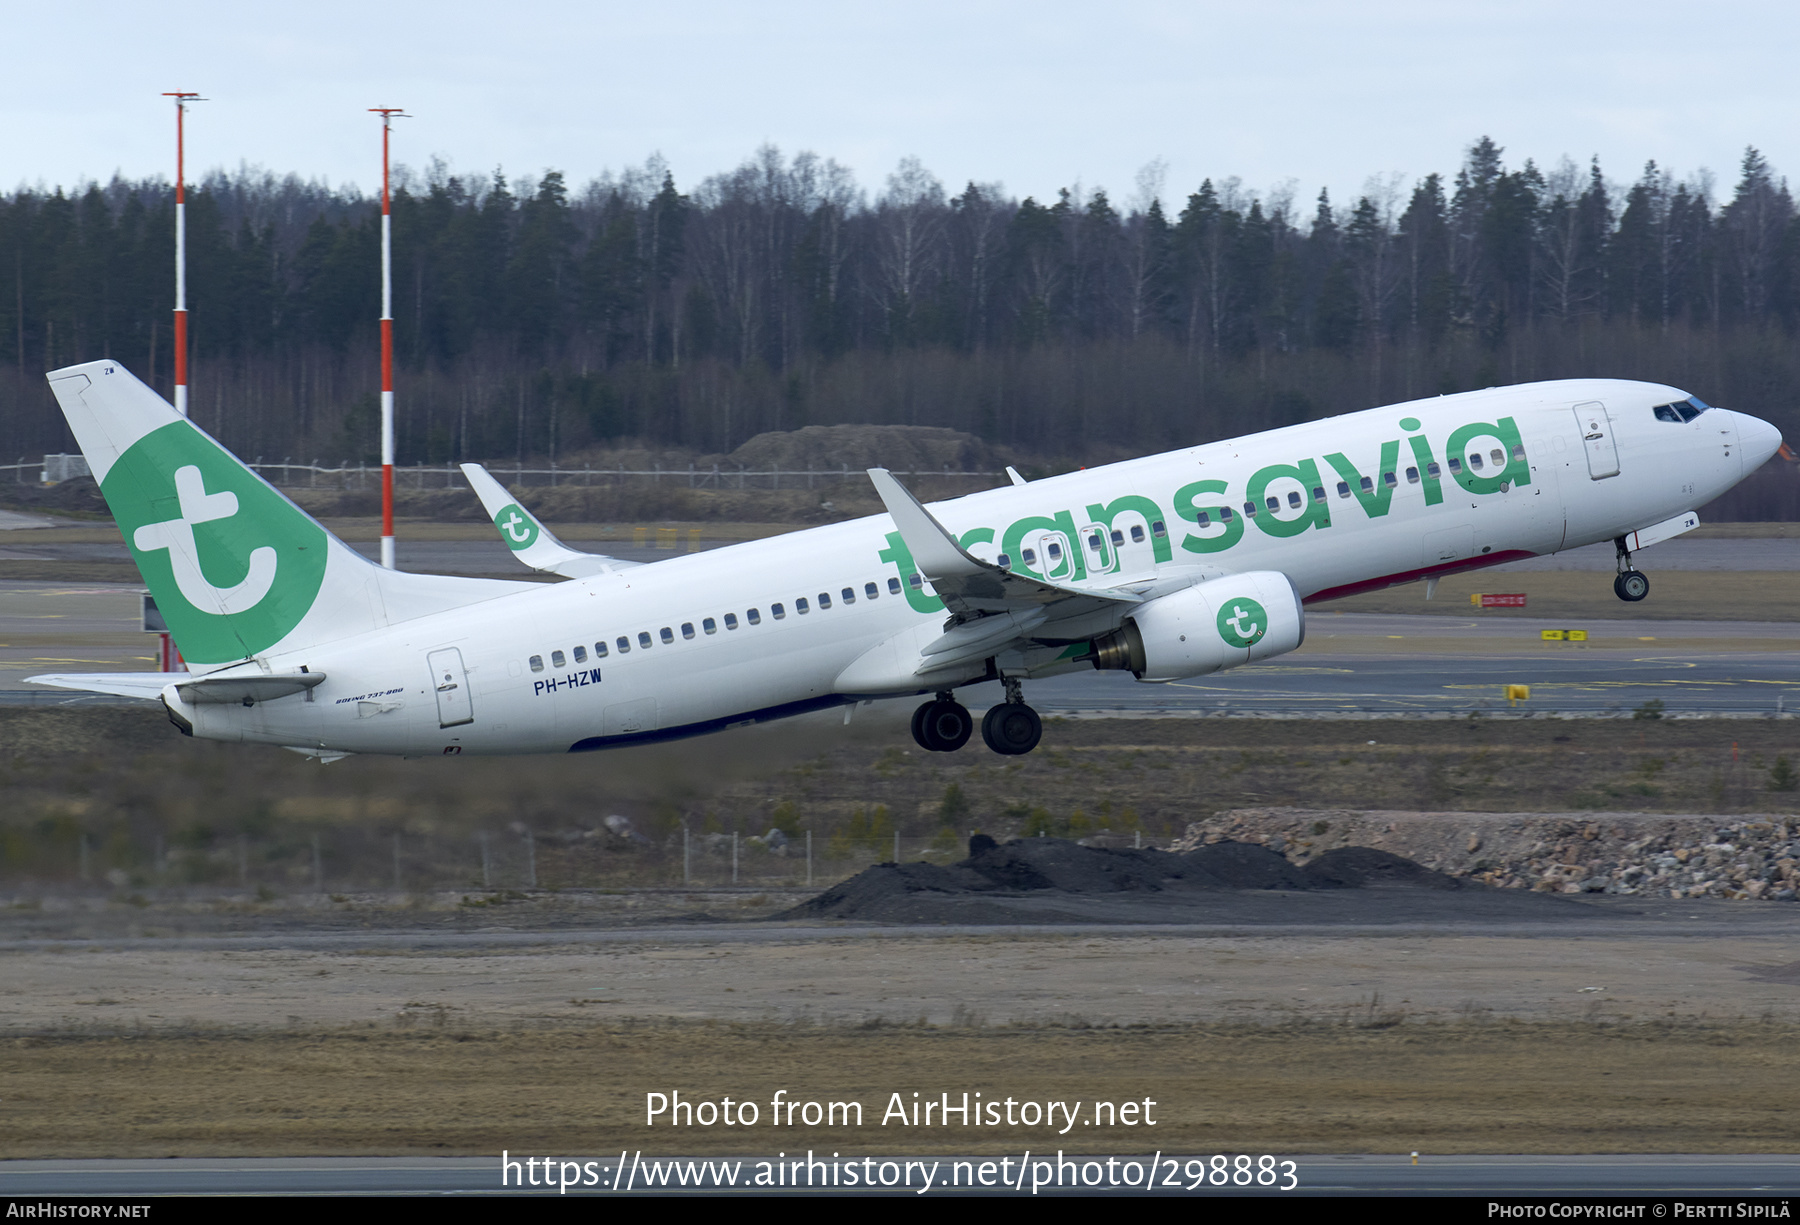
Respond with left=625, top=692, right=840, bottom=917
left=46, top=360, right=529, bottom=672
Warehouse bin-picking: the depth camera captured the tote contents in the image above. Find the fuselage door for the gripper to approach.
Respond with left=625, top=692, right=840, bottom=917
left=427, top=647, right=474, bottom=728
left=1573, top=401, right=1620, bottom=480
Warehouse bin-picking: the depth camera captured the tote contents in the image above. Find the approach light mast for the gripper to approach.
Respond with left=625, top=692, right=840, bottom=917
left=371, top=107, right=408, bottom=569
left=162, top=92, right=205, bottom=417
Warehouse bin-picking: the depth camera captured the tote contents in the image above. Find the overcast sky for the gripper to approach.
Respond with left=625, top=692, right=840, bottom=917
left=6, top=1, right=1796, bottom=212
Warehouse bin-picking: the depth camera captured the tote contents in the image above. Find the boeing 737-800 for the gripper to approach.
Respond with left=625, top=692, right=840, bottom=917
left=27, top=360, right=1782, bottom=760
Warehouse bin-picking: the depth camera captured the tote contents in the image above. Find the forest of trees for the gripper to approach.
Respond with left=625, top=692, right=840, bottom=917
left=2, top=137, right=1798, bottom=470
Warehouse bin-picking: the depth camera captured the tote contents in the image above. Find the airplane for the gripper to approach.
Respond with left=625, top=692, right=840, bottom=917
left=27, top=359, right=1782, bottom=760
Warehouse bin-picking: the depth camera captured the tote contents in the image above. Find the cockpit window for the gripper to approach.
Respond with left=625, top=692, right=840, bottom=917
left=1654, top=397, right=1711, bottom=423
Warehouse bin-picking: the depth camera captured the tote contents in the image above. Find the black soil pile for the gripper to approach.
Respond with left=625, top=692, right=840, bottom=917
left=775, top=838, right=1601, bottom=926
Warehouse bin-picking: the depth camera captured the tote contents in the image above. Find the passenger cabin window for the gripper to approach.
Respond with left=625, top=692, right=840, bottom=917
left=1021, top=548, right=1037, bottom=566
left=1046, top=542, right=1062, bottom=561
left=681, top=623, right=695, bottom=640
left=1110, top=529, right=1125, bottom=547
left=1511, top=443, right=1527, bottom=462
left=997, top=555, right=1012, bottom=570
left=1242, top=501, right=1257, bottom=517
left=818, top=592, right=832, bottom=609
left=842, top=587, right=855, bottom=604
left=594, top=641, right=609, bottom=657
left=1468, top=453, right=1484, bottom=470
left=639, top=631, right=653, bottom=649
left=1426, top=462, right=1441, bottom=479
left=660, top=627, right=674, bottom=644
left=1219, top=506, right=1234, bottom=521
left=724, top=614, right=739, bottom=630
left=1130, top=526, right=1145, bottom=543
left=1195, top=510, right=1211, bottom=526
left=1360, top=476, right=1375, bottom=493
left=796, top=597, right=810, bottom=614
left=551, top=650, right=566, bottom=668
left=746, top=608, right=761, bottom=625
left=1152, top=521, right=1166, bottom=538
left=1265, top=496, right=1280, bottom=511
left=772, top=602, right=786, bottom=619
left=1489, top=448, right=1505, bottom=466
left=865, top=582, right=879, bottom=600
left=888, top=577, right=902, bottom=594
left=1382, top=471, right=1398, bottom=487
left=529, top=655, right=545, bottom=672
left=573, top=646, right=587, bottom=664
left=1088, top=532, right=1103, bottom=552
left=1311, top=486, right=1325, bottom=502
left=1448, top=456, right=1463, bottom=473
left=703, top=617, right=717, bottom=634
left=1405, top=467, right=1420, bottom=484
left=616, top=636, right=630, bottom=653
left=908, top=573, right=924, bottom=588
left=1336, top=481, right=1351, bottom=498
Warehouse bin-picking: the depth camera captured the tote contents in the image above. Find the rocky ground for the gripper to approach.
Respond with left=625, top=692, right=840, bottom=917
left=1182, top=809, right=1800, bottom=902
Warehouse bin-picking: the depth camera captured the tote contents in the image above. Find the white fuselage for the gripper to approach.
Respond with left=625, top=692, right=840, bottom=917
left=177, top=378, right=1771, bottom=756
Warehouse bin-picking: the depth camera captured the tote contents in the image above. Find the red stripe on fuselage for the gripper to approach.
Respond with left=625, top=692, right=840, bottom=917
left=1302, top=549, right=1537, bottom=604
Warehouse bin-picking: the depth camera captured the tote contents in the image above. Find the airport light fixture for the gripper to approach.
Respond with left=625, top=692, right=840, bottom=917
left=370, top=107, right=409, bottom=569
left=162, top=92, right=206, bottom=417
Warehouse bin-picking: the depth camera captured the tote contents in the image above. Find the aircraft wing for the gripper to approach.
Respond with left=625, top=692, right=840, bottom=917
left=866, top=467, right=1144, bottom=622
left=459, top=463, right=641, bottom=578
left=27, top=672, right=185, bottom=700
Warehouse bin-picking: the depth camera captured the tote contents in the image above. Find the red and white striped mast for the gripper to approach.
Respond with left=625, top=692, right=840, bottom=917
left=370, top=107, right=408, bottom=569
left=163, top=91, right=205, bottom=416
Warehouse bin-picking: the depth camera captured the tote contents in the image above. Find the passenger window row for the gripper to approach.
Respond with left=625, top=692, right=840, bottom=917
left=525, top=578, right=896, bottom=672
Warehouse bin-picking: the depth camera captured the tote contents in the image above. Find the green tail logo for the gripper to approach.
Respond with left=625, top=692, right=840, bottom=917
left=105, top=422, right=327, bottom=664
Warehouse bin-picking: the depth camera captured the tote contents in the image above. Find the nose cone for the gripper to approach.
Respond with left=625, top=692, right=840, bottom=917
left=1736, top=411, right=1784, bottom=476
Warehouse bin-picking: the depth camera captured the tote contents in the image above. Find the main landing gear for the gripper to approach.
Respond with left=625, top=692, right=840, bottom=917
left=1613, top=535, right=1650, bottom=602
left=910, top=678, right=1043, bottom=756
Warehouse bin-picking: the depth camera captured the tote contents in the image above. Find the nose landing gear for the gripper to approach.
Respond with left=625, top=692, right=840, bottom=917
left=1613, top=535, right=1650, bottom=602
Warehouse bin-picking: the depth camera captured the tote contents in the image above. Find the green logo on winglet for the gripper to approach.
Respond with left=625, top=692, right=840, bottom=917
left=494, top=504, right=538, bottom=551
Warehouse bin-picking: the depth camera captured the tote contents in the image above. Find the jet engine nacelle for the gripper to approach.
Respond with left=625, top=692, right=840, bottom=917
left=1090, top=570, right=1305, bottom=682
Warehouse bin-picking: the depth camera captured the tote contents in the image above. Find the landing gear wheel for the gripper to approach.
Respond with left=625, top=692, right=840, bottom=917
left=1614, top=570, right=1649, bottom=602
left=911, top=698, right=973, bottom=752
left=982, top=703, right=1043, bottom=755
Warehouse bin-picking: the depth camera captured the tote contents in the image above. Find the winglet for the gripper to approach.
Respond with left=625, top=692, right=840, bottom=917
left=865, top=468, right=987, bottom=581
left=1005, top=466, right=1027, bottom=487
left=459, top=463, right=633, bottom=578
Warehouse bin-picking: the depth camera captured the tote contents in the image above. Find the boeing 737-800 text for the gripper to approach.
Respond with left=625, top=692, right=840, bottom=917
left=28, top=360, right=1782, bottom=759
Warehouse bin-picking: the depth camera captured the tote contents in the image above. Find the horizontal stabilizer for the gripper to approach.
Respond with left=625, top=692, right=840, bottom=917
left=459, top=463, right=640, bottom=578
left=26, top=672, right=183, bottom=700
left=175, top=670, right=326, bottom=705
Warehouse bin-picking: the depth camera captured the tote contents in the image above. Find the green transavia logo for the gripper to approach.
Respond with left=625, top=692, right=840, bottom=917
left=104, top=422, right=327, bottom=664
left=1217, top=598, right=1268, bottom=649
left=494, top=503, right=538, bottom=551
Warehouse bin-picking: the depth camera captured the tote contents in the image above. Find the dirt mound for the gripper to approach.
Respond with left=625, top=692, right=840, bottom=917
left=1302, top=847, right=1463, bottom=891
left=779, top=837, right=1474, bottom=923
left=0, top=475, right=111, bottom=518
left=720, top=425, right=998, bottom=474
